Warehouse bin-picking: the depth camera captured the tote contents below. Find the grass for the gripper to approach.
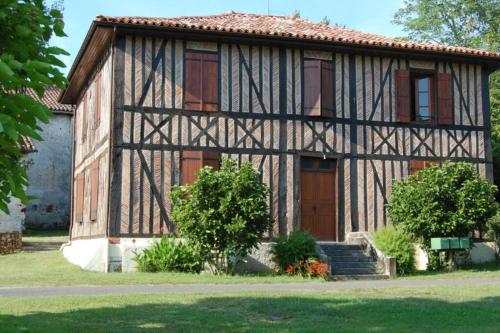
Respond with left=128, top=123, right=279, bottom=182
left=1, top=286, right=500, bottom=332
left=0, top=250, right=306, bottom=287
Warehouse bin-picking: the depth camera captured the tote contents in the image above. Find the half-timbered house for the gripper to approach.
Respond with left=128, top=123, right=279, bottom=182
left=60, top=13, right=499, bottom=272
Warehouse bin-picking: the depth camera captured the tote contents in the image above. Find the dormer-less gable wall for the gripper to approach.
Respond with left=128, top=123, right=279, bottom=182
left=109, top=34, right=491, bottom=239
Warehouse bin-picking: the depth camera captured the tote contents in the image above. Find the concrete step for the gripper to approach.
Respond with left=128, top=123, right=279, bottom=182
left=320, top=244, right=364, bottom=251
left=322, top=250, right=369, bottom=257
left=331, top=267, right=380, bottom=275
left=331, top=262, right=378, bottom=269
left=330, top=255, right=375, bottom=263
left=22, top=241, right=63, bottom=252
left=332, top=274, right=389, bottom=281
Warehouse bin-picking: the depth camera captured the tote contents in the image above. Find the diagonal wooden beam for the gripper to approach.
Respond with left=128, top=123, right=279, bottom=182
left=372, top=126, right=398, bottom=155
left=141, top=113, right=172, bottom=145
left=233, top=118, right=265, bottom=149
left=137, top=39, right=168, bottom=108
left=136, top=149, right=173, bottom=232
left=190, top=116, right=219, bottom=146
left=235, top=119, right=264, bottom=148
left=368, top=58, right=394, bottom=121
left=236, top=45, right=269, bottom=114
left=447, top=130, right=471, bottom=157
left=448, top=63, right=474, bottom=125
left=411, top=128, right=436, bottom=157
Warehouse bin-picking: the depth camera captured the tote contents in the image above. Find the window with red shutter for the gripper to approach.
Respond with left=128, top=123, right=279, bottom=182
left=89, top=160, right=99, bottom=222
left=437, top=73, right=452, bottom=125
left=181, top=151, right=221, bottom=185
left=411, top=73, right=435, bottom=123
left=75, top=173, right=85, bottom=223
left=303, top=59, right=333, bottom=117
left=184, top=51, right=219, bottom=111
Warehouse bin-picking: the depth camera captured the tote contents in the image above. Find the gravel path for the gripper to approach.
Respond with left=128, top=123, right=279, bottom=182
left=1, top=277, right=499, bottom=298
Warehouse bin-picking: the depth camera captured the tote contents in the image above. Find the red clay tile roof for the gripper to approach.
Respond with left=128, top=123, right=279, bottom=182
left=95, top=12, right=500, bottom=59
left=18, top=136, right=36, bottom=154
left=24, top=87, right=75, bottom=113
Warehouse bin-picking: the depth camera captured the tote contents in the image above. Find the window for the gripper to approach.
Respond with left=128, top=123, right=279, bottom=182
left=181, top=151, right=221, bottom=185
left=303, top=59, right=333, bottom=117
left=75, top=173, right=85, bottom=223
left=409, top=160, right=438, bottom=175
left=395, top=69, right=452, bottom=125
left=184, top=51, right=219, bottom=111
left=411, top=73, right=434, bottom=122
left=89, top=160, right=99, bottom=222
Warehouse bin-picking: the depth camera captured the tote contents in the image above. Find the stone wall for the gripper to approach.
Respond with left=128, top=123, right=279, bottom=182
left=0, top=232, right=22, bottom=254
left=26, top=113, right=73, bottom=229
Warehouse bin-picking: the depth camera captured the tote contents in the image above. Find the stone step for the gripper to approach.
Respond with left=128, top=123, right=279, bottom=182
left=332, top=274, right=389, bottom=281
left=331, top=267, right=379, bottom=275
left=22, top=241, right=63, bottom=252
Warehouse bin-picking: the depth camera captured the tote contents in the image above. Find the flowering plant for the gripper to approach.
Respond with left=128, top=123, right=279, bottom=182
left=286, top=258, right=329, bottom=279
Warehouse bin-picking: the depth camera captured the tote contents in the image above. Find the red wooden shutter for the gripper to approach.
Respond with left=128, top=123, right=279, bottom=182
left=184, top=52, right=203, bottom=111
left=409, top=160, right=425, bottom=175
left=437, top=73, right=452, bottom=125
left=303, top=59, right=321, bottom=116
left=75, top=173, right=85, bottom=223
left=202, top=151, right=221, bottom=171
left=95, top=72, right=101, bottom=128
left=184, top=51, right=219, bottom=111
left=321, top=61, right=334, bottom=117
left=89, top=160, right=99, bottom=222
left=395, top=69, right=411, bottom=123
left=201, top=53, right=219, bottom=111
left=182, top=151, right=203, bottom=185
left=182, top=151, right=221, bottom=185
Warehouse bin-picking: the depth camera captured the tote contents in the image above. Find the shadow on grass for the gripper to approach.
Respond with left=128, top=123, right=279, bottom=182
left=1, top=294, right=500, bottom=332
left=408, top=261, right=500, bottom=278
left=23, top=228, right=69, bottom=238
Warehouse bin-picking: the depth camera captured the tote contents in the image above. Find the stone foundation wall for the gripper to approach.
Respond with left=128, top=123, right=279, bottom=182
left=0, top=232, right=22, bottom=255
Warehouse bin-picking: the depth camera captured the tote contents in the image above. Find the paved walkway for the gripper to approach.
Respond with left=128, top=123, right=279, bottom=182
left=1, top=277, right=500, bottom=298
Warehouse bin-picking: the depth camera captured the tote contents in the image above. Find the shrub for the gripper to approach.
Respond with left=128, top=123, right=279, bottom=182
left=387, top=162, right=497, bottom=250
left=271, top=231, right=318, bottom=273
left=134, top=236, right=203, bottom=273
left=170, top=158, right=272, bottom=274
left=373, top=227, right=415, bottom=276
left=486, top=207, right=500, bottom=261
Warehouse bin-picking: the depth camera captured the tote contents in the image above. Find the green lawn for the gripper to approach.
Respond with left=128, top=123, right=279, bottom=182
left=0, top=249, right=306, bottom=287
left=1, top=286, right=500, bottom=332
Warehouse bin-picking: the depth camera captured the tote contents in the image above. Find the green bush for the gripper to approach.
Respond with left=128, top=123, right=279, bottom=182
left=486, top=207, right=500, bottom=261
left=271, top=231, right=318, bottom=273
left=134, top=236, right=203, bottom=273
left=373, top=227, right=415, bottom=276
left=170, top=158, right=272, bottom=274
left=387, top=162, right=497, bottom=250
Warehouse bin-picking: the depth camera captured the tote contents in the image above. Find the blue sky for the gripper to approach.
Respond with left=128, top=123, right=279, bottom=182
left=53, top=0, right=405, bottom=75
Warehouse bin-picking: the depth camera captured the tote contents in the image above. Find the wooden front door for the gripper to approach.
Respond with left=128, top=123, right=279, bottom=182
left=300, top=157, right=336, bottom=241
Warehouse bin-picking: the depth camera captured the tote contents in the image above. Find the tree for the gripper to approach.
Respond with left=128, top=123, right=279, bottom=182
left=170, top=158, right=272, bottom=274
left=387, top=162, right=497, bottom=250
left=319, top=16, right=331, bottom=25
left=393, top=0, right=500, bottom=196
left=291, top=10, right=301, bottom=19
left=0, top=0, right=68, bottom=213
